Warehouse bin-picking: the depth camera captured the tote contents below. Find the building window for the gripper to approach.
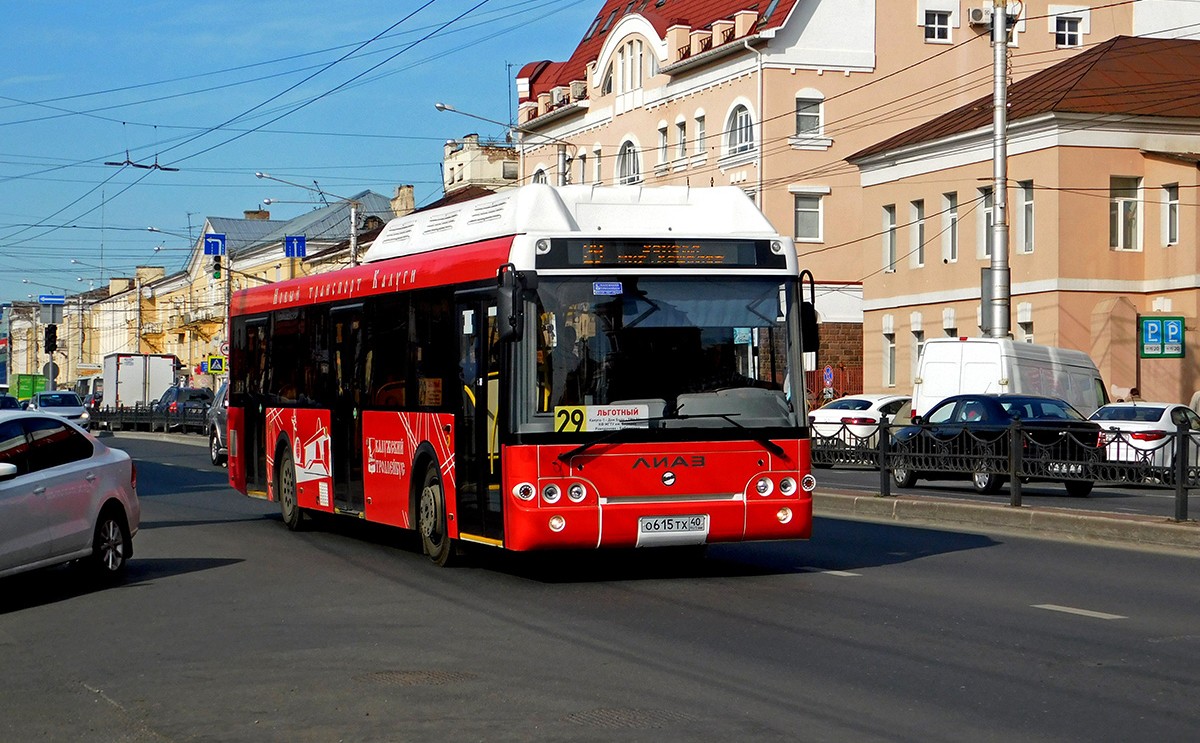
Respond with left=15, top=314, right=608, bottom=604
left=911, top=199, right=925, bottom=267
left=1055, top=16, right=1082, bottom=47
left=532, top=170, right=548, bottom=185
left=943, top=192, right=958, bottom=262
left=795, top=98, right=821, bottom=135
left=980, top=187, right=994, bottom=258
left=884, top=333, right=897, bottom=387
left=695, top=115, right=706, bottom=155
left=601, top=64, right=614, bottom=95
left=675, top=121, right=686, bottom=159
left=617, top=140, right=641, bottom=185
left=883, top=205, right=897, bottom=271
left=912, top=330, right=925, bottom=377
left=925, top=10, right=951, bottom=42
left=1110, top=176, right=1140, bottom=251
left=727, top=105, right=754, bottom=155
left=657, top=125, right=668, bottom=164
left=794, top=194, right=821, bottom=241
left=577, top=154, right=587, bottom=184
left=502, top=161, right=518, bottom=180
left=593, top=147, right=602, bottom=184
left=1019, top=181, right=1034, bottom=254
left=1165, top=183, right=1179, bottom=245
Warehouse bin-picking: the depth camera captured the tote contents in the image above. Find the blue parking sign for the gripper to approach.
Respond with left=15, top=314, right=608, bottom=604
left=1141, top=316, right=1185, bottom=358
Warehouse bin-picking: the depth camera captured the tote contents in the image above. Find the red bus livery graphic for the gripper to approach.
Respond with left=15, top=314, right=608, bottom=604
left=228, top=184, right=820, bottom=565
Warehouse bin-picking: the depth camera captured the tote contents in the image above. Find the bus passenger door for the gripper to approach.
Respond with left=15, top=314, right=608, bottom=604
left=455, top=298, right=503, bottom=543
left=242, top=319, right=269, bottom=494
left=331, top=304, right=366, bottom=513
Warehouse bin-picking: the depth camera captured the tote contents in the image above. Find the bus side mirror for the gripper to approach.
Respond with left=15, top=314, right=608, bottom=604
left=497, top=264, right=536, bottom=342
left=801, top=301, right=819, bottom=354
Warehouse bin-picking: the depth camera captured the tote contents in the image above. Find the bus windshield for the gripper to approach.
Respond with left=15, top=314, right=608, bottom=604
left=521, top=276, right=803, bottom=432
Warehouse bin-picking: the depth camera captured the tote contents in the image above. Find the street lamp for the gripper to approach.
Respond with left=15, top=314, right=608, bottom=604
left=434, top=101, right=574, bottom=186
left=255, top=172, right=362, bottom=266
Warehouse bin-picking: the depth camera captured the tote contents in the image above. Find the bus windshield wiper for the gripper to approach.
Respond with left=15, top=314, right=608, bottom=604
left=556, top=411, right=785, bottom=462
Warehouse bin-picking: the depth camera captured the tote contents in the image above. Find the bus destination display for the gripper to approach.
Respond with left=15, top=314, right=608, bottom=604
left=539, top=238, right=785, bottom=269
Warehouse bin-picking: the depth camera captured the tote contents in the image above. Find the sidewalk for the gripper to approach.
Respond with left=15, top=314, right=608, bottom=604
left=98, top=429, right=208, bottom=449
left=816, top=488, right=1200, bottom=553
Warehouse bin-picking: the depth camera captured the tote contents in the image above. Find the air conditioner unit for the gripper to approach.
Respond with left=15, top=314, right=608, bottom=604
left=967, top=6, right=993, bottom=26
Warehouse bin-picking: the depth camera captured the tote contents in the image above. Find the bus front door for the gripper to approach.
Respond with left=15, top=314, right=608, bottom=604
left=331, top=304, right=366, bottom=514
left=455, top=299, right=503, bottom=544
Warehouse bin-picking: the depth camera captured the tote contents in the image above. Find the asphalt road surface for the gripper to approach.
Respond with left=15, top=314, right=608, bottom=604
left=1, top=436, right=1198, bottom=742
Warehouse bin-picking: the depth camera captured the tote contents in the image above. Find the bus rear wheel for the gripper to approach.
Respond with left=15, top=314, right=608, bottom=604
left=419, top=466, right=455, bottom=566
left=278, top=448, right=303, bottom=531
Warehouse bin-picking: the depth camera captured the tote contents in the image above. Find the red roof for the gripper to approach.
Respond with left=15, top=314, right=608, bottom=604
left=853, top=36, right=1200, bottom=160
left=519, top=0, right=799, bottom=101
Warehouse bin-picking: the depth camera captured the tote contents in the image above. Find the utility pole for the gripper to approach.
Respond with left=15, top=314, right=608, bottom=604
left=986, top=0, right=1012, bottom=338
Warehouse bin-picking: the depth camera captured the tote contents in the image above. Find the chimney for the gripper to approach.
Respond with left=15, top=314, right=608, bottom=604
left=244, top=209, right=270, bottom=220
left=391, top=185, right=415, bottom=217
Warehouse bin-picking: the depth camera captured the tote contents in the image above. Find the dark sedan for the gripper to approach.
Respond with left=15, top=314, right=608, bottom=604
left=890, top=394, right=1103, bottom=496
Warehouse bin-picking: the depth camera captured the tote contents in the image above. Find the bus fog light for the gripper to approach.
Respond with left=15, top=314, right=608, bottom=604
left=777, top=507, right=793, bottom=524
left=568, top=483, right=586, bottom=502
left=548, top=515, right=566, bottom=532
left=535, top=239, right=551, bottom=254
left=800, top=474, right=817, bottom=492
left=513, top=482, right=536, bottom=501
left=755, top=477, right=773, bottom=496
left=543, top=484, right=561, bottom=503
left=770, top=240, right=784, bottom=254
left=779, top=477, right=797, bottom=495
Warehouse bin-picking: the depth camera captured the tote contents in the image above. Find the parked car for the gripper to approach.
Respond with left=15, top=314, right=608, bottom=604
left=1088, top=401, right=1200, bottom=472
left=891, top=394, right=1103, bottom=496
left=0, top=395, right=19, bottom=410
left=810, top=394, right=911, bottom=446
left=0, top=410, right=140, bottom=580
left=152, top=385, right=214, bottom=432
left=206, top=380, right=228, bottom=466
left=27, top=391, right=92, bottom=431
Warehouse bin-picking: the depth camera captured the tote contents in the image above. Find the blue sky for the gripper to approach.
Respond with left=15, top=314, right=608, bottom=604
left=0, top=0, right=593, bottom=304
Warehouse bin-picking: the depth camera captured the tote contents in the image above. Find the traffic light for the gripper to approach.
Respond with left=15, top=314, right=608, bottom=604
left=212, top=254, right=222, bottom=279
left=44, top=324, right=57, bottom=353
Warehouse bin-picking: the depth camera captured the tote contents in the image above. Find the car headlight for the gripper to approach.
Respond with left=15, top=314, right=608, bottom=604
left=80, top=410, right=90, bottom=420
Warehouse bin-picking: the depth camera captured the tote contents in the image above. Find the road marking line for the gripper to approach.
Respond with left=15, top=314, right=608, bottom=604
left=1032, top=604, right=1127, bottom=620
left=821, top=570, right=861, bottom=577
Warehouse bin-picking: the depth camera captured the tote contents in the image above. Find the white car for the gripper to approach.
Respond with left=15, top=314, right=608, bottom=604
left=0, top=410, right=139, bottom=580
left=29, top=390, right=92, bottom=431
left=1088, top=402, right=1200, bottom=469
left=810, top=394, right=911, bottom=447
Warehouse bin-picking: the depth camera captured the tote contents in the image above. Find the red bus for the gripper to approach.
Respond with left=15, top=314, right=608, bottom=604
left=227, top=184, right=819, bottom=564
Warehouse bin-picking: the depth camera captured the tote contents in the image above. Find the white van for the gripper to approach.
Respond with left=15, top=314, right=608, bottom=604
left=911, top=337, right=1109, bottom=419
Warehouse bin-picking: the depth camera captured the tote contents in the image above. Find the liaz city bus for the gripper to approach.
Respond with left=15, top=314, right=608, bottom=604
left=227, top=184, right=819, bottom=565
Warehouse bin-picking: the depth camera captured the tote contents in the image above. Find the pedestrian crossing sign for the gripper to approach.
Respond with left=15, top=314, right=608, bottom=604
left=208, top=356, right=226, bottom=374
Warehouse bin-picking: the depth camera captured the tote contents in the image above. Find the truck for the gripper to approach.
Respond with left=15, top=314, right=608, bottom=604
left=911, top=337, right=1109, bottom=419
left=101, top=353, right=180, bottom=408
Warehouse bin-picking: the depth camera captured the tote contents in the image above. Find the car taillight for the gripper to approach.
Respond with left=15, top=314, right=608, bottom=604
left=131, top=461, right=137, bottom=490
left=1131, top=430, right=1167, bottom=441
left=169, top=401, right=178, bottom=413
left=841, top=417, right=877, bottom=426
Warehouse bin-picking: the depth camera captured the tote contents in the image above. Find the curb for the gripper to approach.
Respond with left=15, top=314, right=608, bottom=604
left=97, top=430, right=209, bottom=449
left=815, top=490, right=1200, bottom=552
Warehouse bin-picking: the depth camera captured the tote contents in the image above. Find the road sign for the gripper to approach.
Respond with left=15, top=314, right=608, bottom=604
left=219, top=341, right=230, bottom=356
left=203, top=233, right=226, bottom=256
left=1140, top=316, right=1185, bottom=358
left=37, top=294, right=65, bottom=305
left=823, top=365, right=834, bottom=386
left=284, top=235, right=306, bottom=258
left=207, top=356, right=226, bottom=374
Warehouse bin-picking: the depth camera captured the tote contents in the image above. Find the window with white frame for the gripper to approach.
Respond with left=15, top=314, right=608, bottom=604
left=578, top=154, right=587, bottom=184
left=727, top=105, right=754, bottom=155
left=675, top=120, right=686, bottom=159
left=980, top=187, right=994, bottom=258
left=1055, top=16, right=1082, bottom=47
left=924, top=10, right=950, bottom=41
left=593, top=147, right=602, bottom=184
left=911, top=199, right=925, bottom=267
left=1164, top=183, right=1179, bottom=246
left=884, top=333, right=897, bottom=387
left=1110, top=176, right=1141, bottom=250
left=795, top=97, right=821, bottom=136
left=1019, top=181, right=1034, bottom=254
left=912, top=330, right=925, bottom=377
left=601, top=64, right=613, bottom=95
left=883, top=205, right=897, bottom=271
left=657, top=124, right=668, bottom=164
left=502, top=161, right=518, bottom=180
left=618, top=140, right=641, bottom=185
left=794, top=194, right=822, bottom=241
left=943, top=192, right=959, bottom=262
left=532, top=169, right=548, bottom=184
left=695, top=114, right=706, bottom=155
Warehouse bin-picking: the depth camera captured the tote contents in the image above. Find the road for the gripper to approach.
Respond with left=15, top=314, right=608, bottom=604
left=1, top=436, right=1198, bottom=742
left=815, top=463, right=1199, bottom=519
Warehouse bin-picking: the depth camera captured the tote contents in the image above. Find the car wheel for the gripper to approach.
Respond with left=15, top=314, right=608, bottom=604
left=278, top=448, right=304, bottom=531
left=892, top=465, right=917, bottom=488
left=972, top=469, right=1002, bottom=495
left=418, top=465, right=455, bottom=567
left=89, top=508, right=130, bottom=580
left=1065, top=480, right=1093, bottom=497
left=209, top=429, right=226, bottom=466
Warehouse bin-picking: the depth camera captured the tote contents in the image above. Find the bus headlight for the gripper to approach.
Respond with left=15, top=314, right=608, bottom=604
left=779, top=477, right=796, bottom=496
left=513, top=482, right=536, bottom=501
left=755, top=477, right=773, bottom=496
left=549, top=515, right=566, bottom=532
left=535, top=239, right=551, bottom=254
left=801, top=474, right=817, bottom=493
left=543, top=484, right=561, bottom=503
left=567, top=483, right=586, bottom=502
left=770, top=240, right=784, bottom=254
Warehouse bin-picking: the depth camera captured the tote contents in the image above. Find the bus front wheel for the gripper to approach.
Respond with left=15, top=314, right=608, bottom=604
left=419, top=466, right=454, bottom=566
left=278, top=449, right=303, bottom=531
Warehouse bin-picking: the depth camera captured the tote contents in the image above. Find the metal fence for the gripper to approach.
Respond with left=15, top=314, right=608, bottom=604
left=91, top=405, right=208, bottom=434
left=812, top=420, right=1194, bottom=521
